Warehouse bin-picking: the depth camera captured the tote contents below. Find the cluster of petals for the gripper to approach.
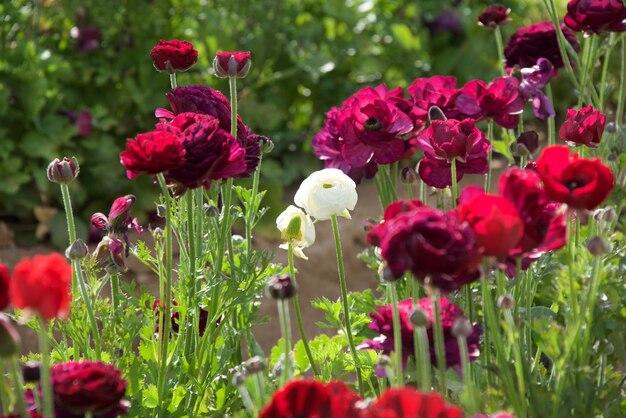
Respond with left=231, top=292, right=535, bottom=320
left=416, top=119, right=491, bottom=189
left=518, top=58, right=556, bottom=120
left=149, top=39, right=198, bottom=73
left=564, top=0, right=626, bottom=34
left=359, top=297, right=480, bottom=369
left=477, top=4, right=511, bottom=28
left=559, top=105, right=606, bottom=148
left=152, top=299, right=210, bottom=337
left=367, top=200, right=482, bottom=291
left=407, top=75, right=461, bottom=120
left=259, top=379, right=463, bottom=418
left=456, top=76, right=525, bottom=128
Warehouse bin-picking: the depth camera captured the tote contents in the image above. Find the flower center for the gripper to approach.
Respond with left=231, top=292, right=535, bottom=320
left=364, top=117, right=382, bottom=131
left=322, top=183, right=335, bottom=189
left=565, top=179, right=585, bottom=190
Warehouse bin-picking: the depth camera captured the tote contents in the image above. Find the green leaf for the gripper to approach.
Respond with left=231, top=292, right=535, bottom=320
left=142, top=384, right=159, bottom=409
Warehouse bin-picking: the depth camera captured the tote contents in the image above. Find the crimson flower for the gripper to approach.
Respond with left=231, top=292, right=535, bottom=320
left=120, top=130, right=186, bottom=179
left=259, top=379, right=361, bottom=418
left=0, top=263, right=10, bottom=311
left=416, top=119, right=490, bottom=188
left=9, top=254, right=72, bottom=321
left=149, top=40, right=198, bottom=73
left=153, top=299, right=210, bottom=337
left=536, top=145, right=614, bottom=210
left=559, top=105, right=606, bottom=148
left=499, top=168, right=567, bottom=275
left=477, top=4, right=511, bottom=28
left=504, top=21, right=580, bottom=70
left=456, top=76, right=524, bottom=128
left=362, top=387, right=463, bottom=418
left=156, top=113, right=246, bottom=189
left=51, top=361, right=128, bottom=416
left=457, top=186, right=525, bottom=258
left=213, top=51, right=251, bottom=78
left=367, top=202, right=482, bottom=291
left=91, top=195, right=141, bottom=236
left=564, top=0, right=626, bottom=33
left=407, top=75, right=461, bottom=121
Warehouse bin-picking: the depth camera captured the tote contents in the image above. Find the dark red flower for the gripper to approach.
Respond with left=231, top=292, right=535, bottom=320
left=70, top=27, right=101, bottom=52
left=156, top=86, right=261, bottom=176
left=536, top=145, right=614, bottom=210
left=213, top=51, right=252, bottom=78
left=504, top=21, right=580, bottom=70
left=1, top=412, right=42, bottom=418
left=59, top=110, right=93, bottom=138
left=514, top=131, right=540, bottom=155
left=259, top=379, right=361, bottom=418
left=149, top=40, right=198, bottom=73
left=477, top=4, right=512, bottom=28
left=51, top=361, right=127, bottom=416
left=9, top=254, right=71, bottom=321
left=559, top=105, right=606, bottom=148
left=564, top=0, right=626, bottom=33
left=153, top=299, right=209, bottom=337
left=367, top=204, right=482, bottom=291
left=0, top=263, right=9, bottom=311
left=362, top=387, right=463, bottom=418
left=456, top=76, right=525, bottom=128
left=156, top=113, right=246, bottom=189
left=337, top=86, right=414, bottom=167
left=416, top=119, right=490, bottom=188
left=407, top=76, right=460, bottom=121
left=499, top=168, right=567, bottom=275
left=120, top=130, right=186, bottom=179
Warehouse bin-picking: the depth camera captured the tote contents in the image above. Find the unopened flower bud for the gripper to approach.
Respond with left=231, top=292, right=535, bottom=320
left=605, top=122, right=616, bottom=133
left=213, top=51, right=252, bottom=78
left=451, top=317, right=473, bottom=338
left=512, top=131, right=539, bottom=156
left=597, top=339, right=614, bottom=355
left=23, top=361, right=41, bottom=382
left=587, top=236, right=609, bottom=255
left=594, top=207, right=617, bottom=223
left=409, top=308, right=431, bottom=328
left=259, top=136, right=274, bottom=154
left=231, top=370, right=246, bottom=387
left=497, top=295, right=515, bottom=310
left=377, top=354, right=391, bottom=368
left=47, top=157, right=79, bottom=184
left=152, top=227, right=164, bottom=240
left=607, top=153, right=617, bottom=161
left=428, top=106, right=447, bottom=122
left=93, top=236, right=128, bottom=273
left=204, top=204, right=219, bottom=218
left=245, top=356, right=266, bottom=375
left=156, top=204, right=166, bottom=218
left=378, top=264, right=398, bottom=282
left=0, top=314, right=20, bottom=358
left=267, top=274, right=296, bottom=300
left=400, top=167, right=418, bottom=184
left=65, top=239, right=89, bottom=260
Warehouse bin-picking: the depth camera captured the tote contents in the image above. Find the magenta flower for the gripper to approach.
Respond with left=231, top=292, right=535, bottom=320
left=359, top=297, right=481, bottom=369
left=519, top=58, right=556, bottom=119
left=456, top=76, right=525, bottom=128
left=407, top=75, right=461, bottom=121
left=416, top=119, right=491, bottom=189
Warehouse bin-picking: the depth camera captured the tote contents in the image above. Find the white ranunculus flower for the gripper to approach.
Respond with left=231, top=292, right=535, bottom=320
left=276, top=205, right=316, bottom=259
left=294, top=168, right=358, bottom=221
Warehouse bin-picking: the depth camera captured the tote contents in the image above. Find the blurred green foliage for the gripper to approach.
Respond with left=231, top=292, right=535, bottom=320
left=2, top=0, right=620, bottom=244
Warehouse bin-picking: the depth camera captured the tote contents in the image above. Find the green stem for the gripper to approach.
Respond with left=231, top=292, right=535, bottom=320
left=9, top=358, right=28, bottom=418
left=288, top=244, right=320, bottom=376
left=485, top=120, right=494, bottom=192
left=617, top=34, right=626, bottom=130
left=184, top=191, right=197, bottom=358
left=156, top=174, right=173, bottom=412
left=388, top=281, right=403, bottom=386
left=277, top=299, right=292, bottom=385
left=580, top=255, right=602, bottom=366
left=246, top=153, right=263, bottom=254
left=457, top=336, right=478, bottom=414
left=577, top=35, right=593, bottom=107
left=494, top=27, right=507, bottom=76
left=544, top=0, right=581, bottom=90
left=504, top=310, right=528, bottom=417
left=110, top=271, right=120, bottom=319
left=567, top=213, right=578, bottom=318
left=59, top=184, right=77, bottom=295
left=38, top=320, right=54, bottom=418
left=330, top=215, right=365, bottom=395
left=599, top=33, right=615, bottom=107
left=432, top=292, right=447, bottom=394
left=410, top=279, right=430, bottom=391
left=547, top=85, right=556, bottom=146
left=169, top=73, right=177, bottom=90
left=450, top=158, right=458, bottom=207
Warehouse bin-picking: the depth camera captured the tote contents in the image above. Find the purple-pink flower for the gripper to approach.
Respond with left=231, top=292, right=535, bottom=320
left=407, top=75, right=461, bottom=121
left=456, top=76, right=525, bottom=128
left=519, top=58, right=556, bottom=119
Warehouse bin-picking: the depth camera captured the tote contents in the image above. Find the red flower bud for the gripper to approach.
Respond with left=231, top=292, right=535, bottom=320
left=477, top=4, right=511, bottom=28
left=559, top=105, right=606, bottom=148
left=213, top=51, right=252, bottom=78
left=150, top=39, right=198, bottom=74
left=47, top=157, right=79, bottom=184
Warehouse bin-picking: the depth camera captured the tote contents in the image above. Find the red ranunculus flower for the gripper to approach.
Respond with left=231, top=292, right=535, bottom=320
left=536, top=145, right=614, bottom=210
left=367, top=203, right=482, bottom=291
left=1, top=413, right=42, bottom=418
left=457, top=186, right=525, bottom=258
left=407, top=75, right=460, bottom=121
left=477, top=4, right=511, bottom=28
left=51, top=361, right=127, bottom=416
left=456, top=76, right=525, bottom=129
left=499, top=168, right=567, bottom=276
left=416, top=119, right=491, bottom=188
left=156, top=113, right=247, bottom=189
left=559, top=105, right=606, bottom=148
left=564, top=0, right=626, bottom=33
left=120, top=130, right=186, bottom=179
left=359, top=297, right=481, bottom=369
left=259, top=379, right=361, bottom=418
left=213, top=51, right=251, bottom=78
left=149, top=40, right=198, bottom=73
left=10, top=254, right=71, bottom=321
left=363, top=387, right=463, bottom=418
left=153, top=299, right=210, bottom=337
left=156, top=85, right=261, bottom=176
left=337, top=85, right=414, bottom=167
left=504, top=21, right=580, bottom=70
left=0, top=263, right=9, bottom=311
